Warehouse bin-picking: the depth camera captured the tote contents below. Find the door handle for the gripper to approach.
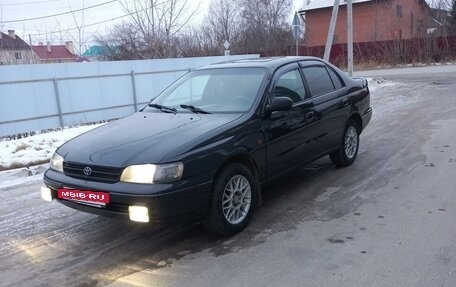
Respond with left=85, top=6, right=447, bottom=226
left=305, top=111, right=315, bottom=120
left=341, top=99, right=349, bottom=107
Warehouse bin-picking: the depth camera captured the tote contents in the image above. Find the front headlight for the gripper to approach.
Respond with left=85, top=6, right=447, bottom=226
left=120, top=162, right=184, bottom=184
left=50, top=152, right=64, bottom=172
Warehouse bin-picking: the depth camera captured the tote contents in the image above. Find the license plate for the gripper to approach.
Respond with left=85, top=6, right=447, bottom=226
left=58, top=188, right=110, bottom=204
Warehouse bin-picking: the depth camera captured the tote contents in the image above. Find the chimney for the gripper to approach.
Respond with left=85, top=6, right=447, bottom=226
left=47, top=42, right=51, bottom=53
left=8, top=30, right=15, bottom=39
left=65, top=41, right=75, bottom=55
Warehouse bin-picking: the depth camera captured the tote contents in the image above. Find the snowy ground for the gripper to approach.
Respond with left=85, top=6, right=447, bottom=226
left=0, top=124, right=103, bottom=171
left=0, top=78, right=393, bottom=178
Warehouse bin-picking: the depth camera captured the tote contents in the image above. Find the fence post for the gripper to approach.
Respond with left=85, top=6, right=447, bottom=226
left=131, top=70, right=138, bottom=112
left=53, top=78, right=64, bottom=128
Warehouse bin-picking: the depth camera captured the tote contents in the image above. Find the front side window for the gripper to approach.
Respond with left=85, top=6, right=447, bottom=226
left=273, top=69, right=306, bottom=103
left=301, top=66, right=335, bottom=97
left=151, top=67, right=267, bottom=113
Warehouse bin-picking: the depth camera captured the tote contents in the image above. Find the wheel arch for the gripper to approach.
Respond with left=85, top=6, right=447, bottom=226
left=349, top=113, right=363, bottom=134
left=215, top=153, right=262, bottom=207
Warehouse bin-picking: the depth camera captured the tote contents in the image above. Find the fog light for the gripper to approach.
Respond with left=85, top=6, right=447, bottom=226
left=128, top=206, right=149, bottom=223
left=41, top=186, right=53, bottom=202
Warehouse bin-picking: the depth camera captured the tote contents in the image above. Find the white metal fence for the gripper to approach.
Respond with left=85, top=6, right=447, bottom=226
left=0, top=54, right=260, bottom=136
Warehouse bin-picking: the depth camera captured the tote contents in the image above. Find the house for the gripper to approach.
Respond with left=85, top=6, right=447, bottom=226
left=0, top=30, right=34, bottom=65
left=299, top=0, right=430, bottom=47
left=427, top=7, right=453, bottom=36
left=32, top=41, right=78, bottom=63
left=81, top=45, right=112, bottom=61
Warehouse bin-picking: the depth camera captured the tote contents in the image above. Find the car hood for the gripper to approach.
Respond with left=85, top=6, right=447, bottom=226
left=58, top=112, right=242, bottom=167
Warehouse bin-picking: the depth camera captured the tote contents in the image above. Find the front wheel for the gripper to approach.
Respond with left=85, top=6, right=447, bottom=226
left=204, top=163, right=257, bottom=236
left=330, top=120, right=360, bottom=167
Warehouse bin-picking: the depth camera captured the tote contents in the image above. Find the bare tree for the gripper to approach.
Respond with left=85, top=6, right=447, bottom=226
left=237, top=0, right=294, bottom=55
left=96, top=21, right=147, bottom=60
left=0, top=4, right=4, bottom=64
left=66, top=0, right=100, bottom=55
left=200, top=0, right=242, bottom=53
left=451, top=0, right=456, bottom=33
left=102, top=0, right=200, bottom=59
left=99, top=0, right=295, bottom=59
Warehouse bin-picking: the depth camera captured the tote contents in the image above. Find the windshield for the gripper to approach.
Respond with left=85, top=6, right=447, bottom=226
left=149, top=67, right=267, bottom=113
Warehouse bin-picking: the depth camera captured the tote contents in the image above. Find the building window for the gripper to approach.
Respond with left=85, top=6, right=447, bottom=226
left=417, top=19, right=424, bottom=33
left=396, top=5, right=402, bottom=18
left=15, top=52, right=22, bottom=59
left=410, top=12, right=414, bottom=34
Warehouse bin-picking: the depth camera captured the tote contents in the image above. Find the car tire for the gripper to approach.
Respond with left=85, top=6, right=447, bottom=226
left=204, top=163, right=257, bottom=236
left=330, top=120, right=360, bottom=167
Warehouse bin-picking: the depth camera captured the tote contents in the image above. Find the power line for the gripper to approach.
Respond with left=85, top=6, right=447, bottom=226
left=29, top=7, right=149, bottom=37
left=1, top=0, right=61, bottom=6
left=30, top=14, right=127, bottom=36
left=0, top=0, right=118, bottom=24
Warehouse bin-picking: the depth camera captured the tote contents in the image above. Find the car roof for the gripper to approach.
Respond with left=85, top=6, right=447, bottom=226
left=198, top=56, right=326, bottom=70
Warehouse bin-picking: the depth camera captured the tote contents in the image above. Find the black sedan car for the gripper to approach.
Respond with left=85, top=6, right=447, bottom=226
left=42, top=56, right=372, bottom=236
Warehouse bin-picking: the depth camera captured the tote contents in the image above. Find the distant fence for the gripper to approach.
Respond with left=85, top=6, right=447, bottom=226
left=0, top=54, right=260, bottom=136
left=296, top=35, right=456, bottom=67
left=258, top=35, right=456, bottom=67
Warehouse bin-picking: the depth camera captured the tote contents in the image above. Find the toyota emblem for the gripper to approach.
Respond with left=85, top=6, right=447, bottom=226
left=83, top=167, right=92, bottom=176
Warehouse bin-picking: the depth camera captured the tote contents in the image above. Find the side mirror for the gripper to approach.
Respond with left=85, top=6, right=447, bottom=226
left=265, top=97, right=293, bottom=115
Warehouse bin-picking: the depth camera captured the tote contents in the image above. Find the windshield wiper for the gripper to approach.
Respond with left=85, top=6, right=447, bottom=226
left=180, top=104, right=211, bottom=114
left=148, top=103, right=177, bottom=114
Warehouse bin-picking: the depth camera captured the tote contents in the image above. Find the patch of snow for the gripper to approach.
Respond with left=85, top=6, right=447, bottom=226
left=367, top=77, right=396, bottom=93
left=0, top=164, right=48, bottom=186
left=0, top=124, right=104, bottom=171
left=367, top=78, right=424, bottom=122
left=0, top=173, right=43, bottom=189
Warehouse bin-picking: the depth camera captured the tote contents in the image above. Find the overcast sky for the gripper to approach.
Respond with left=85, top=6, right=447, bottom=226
left=0, top=0, right=440, bottom=51
left=0, top=0, right=303, bottom=48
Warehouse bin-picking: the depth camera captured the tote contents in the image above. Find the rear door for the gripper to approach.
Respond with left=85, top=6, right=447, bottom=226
left=299, top=61, right=351, bottom=154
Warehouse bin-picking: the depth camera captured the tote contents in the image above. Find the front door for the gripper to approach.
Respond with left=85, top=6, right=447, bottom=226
left=263, top=64, right=320, bottom=180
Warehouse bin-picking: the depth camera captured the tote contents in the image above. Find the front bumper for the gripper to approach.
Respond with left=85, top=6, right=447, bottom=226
left=43, top=169, right=214, bottom=223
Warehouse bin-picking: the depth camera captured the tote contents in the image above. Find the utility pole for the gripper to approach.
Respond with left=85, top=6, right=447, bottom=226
left=324, top=0, right=340, bottom=61
left=292, top=12, right=300, bottom=56
left=28, top=34, right=35, bottom=64
left=347, top=0, right=354, bottom=76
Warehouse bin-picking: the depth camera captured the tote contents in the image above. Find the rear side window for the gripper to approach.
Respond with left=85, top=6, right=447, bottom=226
left=327, top=67, right=344, bottom=89
left=301, top=66, right=334, bottom=97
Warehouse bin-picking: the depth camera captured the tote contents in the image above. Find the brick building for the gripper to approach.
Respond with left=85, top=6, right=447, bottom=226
left=299, top=0, right=430, bottom=47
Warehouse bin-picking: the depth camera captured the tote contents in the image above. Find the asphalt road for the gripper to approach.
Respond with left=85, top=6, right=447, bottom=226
left=1, top=65, right=456, bottom=287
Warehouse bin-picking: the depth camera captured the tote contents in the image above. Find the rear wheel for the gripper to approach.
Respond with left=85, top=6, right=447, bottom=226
left=204, top=163, right=257, bottom=236
left=330, top=120, right=360, bottom=167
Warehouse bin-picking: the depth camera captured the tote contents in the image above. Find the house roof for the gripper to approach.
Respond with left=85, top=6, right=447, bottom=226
left=82, top=45, right=108, bottom=57
left=299, top=0, right=430, bottom=12
left=82, top=45, right=120, bottom=58
left=299, top=0, right=373, bottom=12
left=0, top=32, right=30, bottom=50
left=32, top=45, right=78, bottom=60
